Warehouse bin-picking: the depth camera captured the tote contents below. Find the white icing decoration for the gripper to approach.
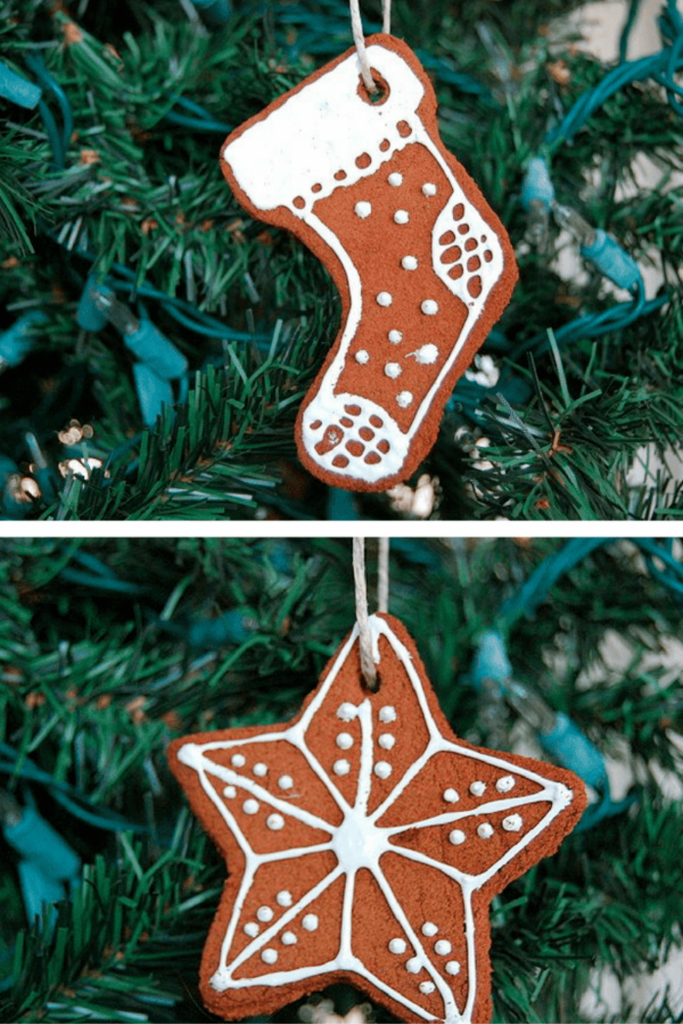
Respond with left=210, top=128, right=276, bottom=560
left=421, top=922, right=438, bottom=937
left=502, top=814, right=523, bottom=832
left=333, top=759, right=351, bottom=776
left=223, top=785, right=236, bottom=799
left=388, top=172, right=403, bottom=186
left=231, top=754, right=246, bottom=768
left=176, top=614, right=576, bottom=1024
left=420, top=981, right=436, bottom=995
left=378, top=734, right=395, bottom=750
left=422, top=183, right=437, bottom=196
left=336, top=733, right=354, bottom=750
left=449, top=829, right=466, bottom=845
left=337, top=702, right=357, bottom=722
left=435, top=940, right=452, bottom=955
left=377, top=292, right=393, bottom=307
left=496, top=775, right=515, bottom=793
left=278, top=775, right=293, bottom=790
left=374, top=761, right=392, bottom=779
left=355, top=350, right=369, bottom=364
left=244, top=922, right=259, bottom=937
left=257, top=906, right=274, bottom=922
left=282, top=931, right=297, bottom=945
left=409, top=344, right=439, bottom=365
left=397, top=391, right=413, bottom=408
left=443, top=789, right=459, bottom=803
left=355, top=201, right=372, bottom=219
left=261, top=948, right=278, bottom=964
left=243, top=799, right=259, bottom=815
left=389, top=938, right=407, bottom=954
left=276, top=891, right=293, bottom=907
left=379, top=706, right=397, bottom=723
left=253, top=763, right=268, bottom=777
left=421, top=300, right=438, bottom=315
left=469, top=781, right=486, bottom=797
left=267, top=813, right=285, bottom=830
left=388, top=330, right=403, bottom=344
left=394, top=210, right=410, bottom=224
left=401, top=255, right=418, bottom=270
left=477, top=823, right=494, bottom=839
left=385, top=363, right=402, bottom=379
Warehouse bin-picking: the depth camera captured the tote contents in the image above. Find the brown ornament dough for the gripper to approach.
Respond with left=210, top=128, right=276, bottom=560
left=167, top=613, right=585, bottom=1023
left=221, top=35, right=518, bottom=492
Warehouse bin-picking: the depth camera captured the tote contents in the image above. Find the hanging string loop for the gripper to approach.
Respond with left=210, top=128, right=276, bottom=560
left=350, top=0, right=392, bottom=94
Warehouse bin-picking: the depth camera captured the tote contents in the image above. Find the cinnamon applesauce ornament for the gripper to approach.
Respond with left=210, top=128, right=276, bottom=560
left=167, top=541, right=585, bottom=1023
left=220, top=2, right=518, bottom=492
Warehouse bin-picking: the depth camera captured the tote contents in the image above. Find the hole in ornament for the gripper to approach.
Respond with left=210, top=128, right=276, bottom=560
left=379, top=138, right=391, bottom=152
left=465, top=238, right=477, bottom=252
left=484, top=250, right=493, bottom=263
left=364, top=451, right=381, bottom=464
left=346, top=440, right=365, bottom=457
left=369, top=414, right=384, bottom=427
left=334, top=170, right=347, bottom=181
left=357, top=69, right=390, bottom=106
left=332, top=455, right=349, bottom=468
left=293, top=196, right=305, bottom=210
left=359, top=427, right=375, bottom=441
left=396, top=120, right=412, bottom=137
left=458, top=223, right=469, bottom=235
left=440, top=246, right=462, bottom=265
left=312, top=183, right=322, bottom=193
left=481, top=235, right=487, bottom=242
left=340, top=417, right=354, bottom=428
left=377, top=439, right=390, bottom=454
left=345, top=404, right=361, bottom=416
left=439, top=230, right=456, bottom=245
left=355, top=152, right=372, bottom=169
left=309, top=420, right=322, bottom=431
left=468, top=275, right=483, bottom=298
left=453, top=203, right=465, bottom=220
left=448, top=265, right=464, bottom=280
left=467, top=255, right=481, bottom=272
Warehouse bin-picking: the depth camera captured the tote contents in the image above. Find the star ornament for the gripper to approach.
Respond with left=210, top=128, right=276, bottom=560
left=167, top=614, right=586, bottom=1023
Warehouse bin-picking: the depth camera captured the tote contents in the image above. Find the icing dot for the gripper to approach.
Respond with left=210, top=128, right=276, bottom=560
left=388, top=172, right=403, bottom=186
left=355, top=201, right=372, bottom=219
left=470, top=781, right=486, bottom=796
left=261, top=948, right=278, bottom=965
left=443, top=788, right=459, bottom=803
left=333, top=759, right=351, bottom=776
left=281, top=931, right=297, bottom=945
left=374, top=761, right=392, bottom=779
left=243, top=799, right=259, bottom=815
left=277, top=891, right=293, bottom=907
left=302, top=914, right=318, bottom=932
left=223, top=785, right=236, bottom=799
left=397, top=391, right=413, bottom=408
left=336, top=732, right=354, bottom=749
left=477, top=823, right=494, bottom=839
left=267, top=813, right=285, bottom=830
left=406, top=957, right=422, bottom=974
left=435, top=940, right=452, bottom=955
left=496, top=775, right=515, bottom=793
left=257, top=906, right=274, bottom=922
left=355, top=350, right=369, bottom=364
left=389, top=938, right=407, bottom=954
left=401, top=255, right=418, bottom=270
left=377, top=292, right=393, bottom=307
left=394, top=210, right=409, bottom=224
left=445, top=961, right=461, bottom=976
left=385, top=362, right=402, bottom=379
left=378, top=733, right=395, bottom=750
left=253, top=763, right=268, bottom=777
left=278, top=775, right=293, bottom=790
left=244, top=922, right=259, bottom=937
left=410, top=344, right=439, bottom=365
left=422, top=182, right=437, bottom=196
left=421, top=299, right=439, bottom=315
left=503, top=814, right=523, bottom=832
left=419, top=982, right=436, bottom=995
left=379, top=706, right=397, bottom=723
left=388, top=330, right=403, bottom=344
left=449, top=829, right=466, bottom=845
left=231, top=754, right=246, bottom=767
left=337, top=703, right=357, bottom=721
left=421, top=922, right=438, bottom=937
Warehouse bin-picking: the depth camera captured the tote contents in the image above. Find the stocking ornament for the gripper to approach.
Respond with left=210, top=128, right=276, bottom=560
left=168, top=614, right=585, bottom=1023
left=221, top=34, right=518, bottom=492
